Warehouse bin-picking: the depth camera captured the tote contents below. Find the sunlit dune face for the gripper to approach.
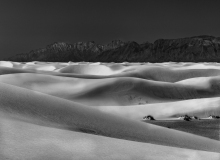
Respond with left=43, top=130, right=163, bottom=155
left=0, top=61, right=13, bottom=68
left=56, top=64, right=126, bottom=75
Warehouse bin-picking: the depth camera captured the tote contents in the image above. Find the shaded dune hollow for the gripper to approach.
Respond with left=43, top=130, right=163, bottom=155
left=0, top=61, right=220, bottom=160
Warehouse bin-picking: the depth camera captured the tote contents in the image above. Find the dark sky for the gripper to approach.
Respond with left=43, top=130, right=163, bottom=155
left=0, top=0, right=220, bottom=59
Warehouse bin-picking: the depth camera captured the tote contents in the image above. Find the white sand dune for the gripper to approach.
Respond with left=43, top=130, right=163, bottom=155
left=1, top=115, right=219, bottom=160
left=116, top=66, right=220, bottom=82
left=0, top=61, right=14, bottom=68
left=0, top=61, right=68, bottom=71
left=0, top=82, right=220, bottom=153
left=53, top=64, right=220, bottom=82
left=1, top=61, right=220, bottom=159
left=0, top=66, right=35, bottom=75
left=56, top=64, right=124, bottom=75
left=20, top=62, right=67, bottom=71
left=22, top=64, right=57, bottom=71
left=1, top=73, right=220, bottom=106
left=96, top=97, right=220, bottom=120
left=2, top=62, right=220, bottom=82
left=176, top=75, right=220, bottom=87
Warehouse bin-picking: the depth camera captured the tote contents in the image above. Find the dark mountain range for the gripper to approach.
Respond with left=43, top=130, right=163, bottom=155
left=6, top=35, right=220, bottom=62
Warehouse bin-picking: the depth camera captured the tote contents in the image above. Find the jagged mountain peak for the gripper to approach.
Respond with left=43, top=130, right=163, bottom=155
left=6, top=35, right=220, bottom=62
left=47, top=42, right=73, bottom=48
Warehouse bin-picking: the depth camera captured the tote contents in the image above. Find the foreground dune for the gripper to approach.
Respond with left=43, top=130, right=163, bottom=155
left=0, top=82, right=220, bottom=152
left=1, top=115, right=219, bottom=160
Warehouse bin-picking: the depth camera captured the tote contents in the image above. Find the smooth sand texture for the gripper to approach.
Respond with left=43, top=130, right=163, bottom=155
left=2, top=62, right=220, bottom=81
left=95, top=97, right=220, bottom=120
left=1, top=73, right=220, bottom=106
left=1, top=116, right=219, bottom=160
left=0, top=61, right=220, bottom=159
left=1, top=82, right=220, bottom=152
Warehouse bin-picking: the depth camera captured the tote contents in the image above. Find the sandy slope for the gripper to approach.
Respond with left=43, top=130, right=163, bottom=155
left=0, top=66, right=33, bottom=75
left=2, top=73, right=220, bottom=106
left=1, top=115, right=219, bottom=160
left=0, top=82, right=220, bottom=152
left=53, top=65, right=220, bottom=82
left=95, top=97, right=220, bottom=120
left=176, top=75, right=220, bottom=87
left=1, top=61, right=220, bottom=159
left=2, top=62, right=220, bottom=82
left=115, top=66, right=220, bottom=82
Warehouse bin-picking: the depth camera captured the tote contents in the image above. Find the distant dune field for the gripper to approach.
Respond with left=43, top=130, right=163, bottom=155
left=0, top=61, right=220, bottom=160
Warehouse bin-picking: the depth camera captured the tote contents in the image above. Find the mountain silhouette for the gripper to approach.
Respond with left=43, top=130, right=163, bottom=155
left=7, top=35, right=220, bottom=62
